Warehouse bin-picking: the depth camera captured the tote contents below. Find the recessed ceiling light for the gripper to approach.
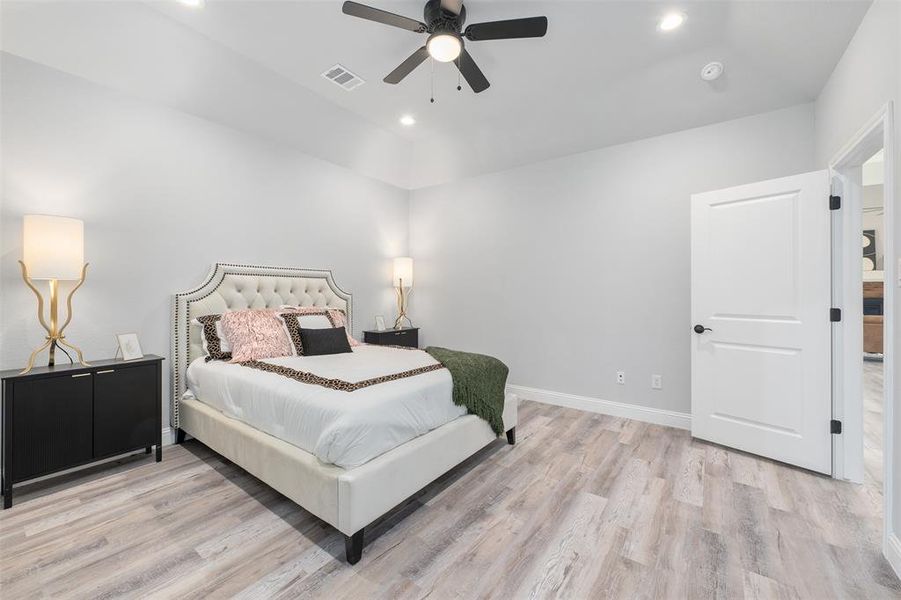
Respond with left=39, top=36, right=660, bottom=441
left=658, top=12, right=685, bottom=32
left=400, top=115, right=416, bottom=126
left=178, top=0, right=204, bottom=8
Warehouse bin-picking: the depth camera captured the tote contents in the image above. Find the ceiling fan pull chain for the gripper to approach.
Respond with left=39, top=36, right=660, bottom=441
left=457, top=56, right=462, bottom=91
left=430, top=57, right=436, bottom=103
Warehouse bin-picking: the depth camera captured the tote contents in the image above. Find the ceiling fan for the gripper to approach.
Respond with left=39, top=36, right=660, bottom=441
left=341, top=0, right=548, bottom=93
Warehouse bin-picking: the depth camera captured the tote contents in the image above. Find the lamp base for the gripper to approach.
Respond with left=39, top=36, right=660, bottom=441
left=22, top=335, right=89, bottom=375
left=394, top=314, right=413, bottom=330
left=394, top=284, right=413, bottom=330
left=19, top=261, right=91, bottom=375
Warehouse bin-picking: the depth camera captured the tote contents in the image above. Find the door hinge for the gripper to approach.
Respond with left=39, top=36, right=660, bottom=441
left=830, top=195, right=841, bottom=210
left=831, top=419, right=842, bottom=434
left=830, top=308, right=842, bottom=322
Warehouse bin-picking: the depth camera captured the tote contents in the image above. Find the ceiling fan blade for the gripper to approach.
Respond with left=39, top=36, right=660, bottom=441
left=464, top=16, right=548, bottom=41
left=342, top=1, right=427, bottom=33
left=440, top=0, right=463, bottom=15
left=455, top=49, right=490, bottom=93
left=384, top=46, right=430, bottom=84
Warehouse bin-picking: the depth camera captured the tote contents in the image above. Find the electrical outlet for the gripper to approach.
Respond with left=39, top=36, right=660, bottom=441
left=616, top=371, right=625, bottom=385
left=651, top=374, right=662, bottom=390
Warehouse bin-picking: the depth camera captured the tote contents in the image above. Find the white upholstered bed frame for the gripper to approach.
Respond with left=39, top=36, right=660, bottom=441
left=171, top=263, right=517, bottom=564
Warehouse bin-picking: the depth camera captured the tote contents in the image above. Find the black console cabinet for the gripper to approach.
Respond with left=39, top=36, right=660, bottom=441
left=1, top=355, right=163, bottom=508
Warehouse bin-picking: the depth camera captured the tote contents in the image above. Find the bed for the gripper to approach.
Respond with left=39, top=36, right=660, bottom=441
left=171, top=263, right=517, bottom=564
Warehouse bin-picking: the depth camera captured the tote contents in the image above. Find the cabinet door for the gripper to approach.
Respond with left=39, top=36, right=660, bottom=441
left=93, top=365, right=158, bottom=458
left=13, top=374, right=93, bottom=481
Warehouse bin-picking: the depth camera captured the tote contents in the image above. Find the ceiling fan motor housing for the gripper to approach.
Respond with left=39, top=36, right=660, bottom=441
left=425, top=0, right=465, bottom=33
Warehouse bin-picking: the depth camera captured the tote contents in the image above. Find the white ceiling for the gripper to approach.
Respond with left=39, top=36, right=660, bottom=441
left=3, top=1, right=871, bottom=188
left=864, top=148, right=884, bottom=187
left=152, top=0, right=870, bottom=186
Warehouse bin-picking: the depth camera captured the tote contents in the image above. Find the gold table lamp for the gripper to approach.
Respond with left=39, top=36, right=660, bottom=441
left=20, top=215, right=90, bottom=374
left=393, top=257, right=413, bottom=329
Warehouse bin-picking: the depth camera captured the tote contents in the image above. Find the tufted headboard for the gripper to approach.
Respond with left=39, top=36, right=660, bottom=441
left=171, top=263, right=352, bottom=428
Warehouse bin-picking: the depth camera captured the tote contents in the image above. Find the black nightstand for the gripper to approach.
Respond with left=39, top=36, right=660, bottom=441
left=363, top=327, right=419, bottom=348
left=1, top=355, right=164, bottom=509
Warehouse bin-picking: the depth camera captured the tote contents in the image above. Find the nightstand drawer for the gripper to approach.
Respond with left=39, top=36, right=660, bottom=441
left=363, top=328, right=419, bottom=348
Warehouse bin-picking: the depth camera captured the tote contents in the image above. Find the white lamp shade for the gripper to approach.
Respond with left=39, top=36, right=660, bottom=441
left=393, top=257, right=413, bottom=287
left=23, top=215, right=85, bottom=280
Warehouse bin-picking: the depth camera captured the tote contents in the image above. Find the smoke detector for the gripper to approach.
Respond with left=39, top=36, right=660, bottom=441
left=321, top=64, right=365, bottom=91
left=701, top=61, right=724, bottom=82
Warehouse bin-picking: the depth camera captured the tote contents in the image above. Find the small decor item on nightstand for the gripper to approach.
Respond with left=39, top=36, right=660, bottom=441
left=393, top=257, right=413, bottom=329
left=116, top=333, right=144, bottom=361
left=375, top=315, right=387, bottom=331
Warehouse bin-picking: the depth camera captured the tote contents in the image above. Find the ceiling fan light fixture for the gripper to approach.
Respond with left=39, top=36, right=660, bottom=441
left=427, top=32, right=462, bottom=63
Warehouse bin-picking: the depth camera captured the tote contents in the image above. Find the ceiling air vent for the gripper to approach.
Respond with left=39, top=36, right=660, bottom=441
left=321, top=64, right=365, bottom=91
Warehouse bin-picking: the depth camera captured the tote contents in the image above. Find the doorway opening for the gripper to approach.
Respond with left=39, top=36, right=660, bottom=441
left=831, top=102, right=895, bottom=560
left=862, top=148, right=886, bottom=490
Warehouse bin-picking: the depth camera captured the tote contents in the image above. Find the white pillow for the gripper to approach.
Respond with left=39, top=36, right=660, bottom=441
left=295, top=314, right=334, bottom=329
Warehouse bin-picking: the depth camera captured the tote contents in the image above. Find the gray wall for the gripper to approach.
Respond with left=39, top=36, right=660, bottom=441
left=0, top=55, right=410, bottom=425
left=813, top=0, right=901, bottom=554
left=409, top=104, right=816, bottom=415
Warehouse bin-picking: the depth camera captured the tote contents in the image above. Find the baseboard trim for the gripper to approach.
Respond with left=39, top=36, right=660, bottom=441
left=161, top=426, right=175, bottom=446
left=886, top=534, right=901, bottom=580
left=507, top=384, right=691, bottom=430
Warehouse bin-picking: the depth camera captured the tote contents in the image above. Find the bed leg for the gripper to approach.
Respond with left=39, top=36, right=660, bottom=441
left=175, top=428, right=186, bottom=444
left=506, top=427, right=516, bottom=445
left=345, top=529, right=364, bottom=565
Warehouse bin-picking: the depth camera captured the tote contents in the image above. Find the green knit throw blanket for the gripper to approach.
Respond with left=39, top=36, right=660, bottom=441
left=425, top=346, right=508, bottom=436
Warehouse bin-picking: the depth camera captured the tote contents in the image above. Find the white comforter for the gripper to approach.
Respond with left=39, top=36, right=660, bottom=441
left=186, top=345, right=466, bottom=468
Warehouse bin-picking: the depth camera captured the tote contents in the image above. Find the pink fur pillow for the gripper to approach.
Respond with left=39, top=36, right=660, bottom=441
left=220, top=309, right=294, bottom=362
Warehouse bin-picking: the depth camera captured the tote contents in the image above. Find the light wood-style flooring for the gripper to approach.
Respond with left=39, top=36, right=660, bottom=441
left=864, top=359, right=885, bottom=489
left=1, top=400, right=898, bottom=599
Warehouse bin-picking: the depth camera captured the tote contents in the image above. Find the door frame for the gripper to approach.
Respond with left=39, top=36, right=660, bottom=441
left=829, top=102, right=895, bottom=554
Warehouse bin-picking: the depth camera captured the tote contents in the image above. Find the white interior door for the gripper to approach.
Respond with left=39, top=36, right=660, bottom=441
left=691, top=170, right=832, bottom=474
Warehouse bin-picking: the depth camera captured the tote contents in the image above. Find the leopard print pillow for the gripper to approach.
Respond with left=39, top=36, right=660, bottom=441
left=279, top=305, right=361, bottom=349
left=194, top=314, right=231, bottom=362
left=278, top=310, right=335, bottom=355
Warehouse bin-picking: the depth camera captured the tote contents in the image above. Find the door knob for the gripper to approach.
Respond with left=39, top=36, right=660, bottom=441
left=693, top=324, right=713, bottom=334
